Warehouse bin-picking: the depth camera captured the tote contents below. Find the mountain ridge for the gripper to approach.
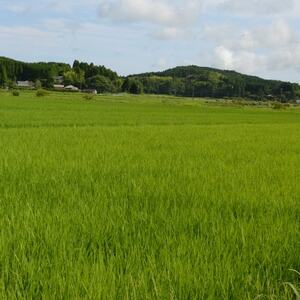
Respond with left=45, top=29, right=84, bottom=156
left=128, top=65, right=300, bottom=100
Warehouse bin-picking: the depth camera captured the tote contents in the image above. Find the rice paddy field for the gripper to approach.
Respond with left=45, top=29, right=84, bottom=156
left=0, top=91, right=299, bottom=299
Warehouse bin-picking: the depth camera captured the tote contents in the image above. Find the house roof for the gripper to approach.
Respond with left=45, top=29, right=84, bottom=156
left=65, top=85, right=79, bottom=90
left=17, top=81, right=34, bottom=86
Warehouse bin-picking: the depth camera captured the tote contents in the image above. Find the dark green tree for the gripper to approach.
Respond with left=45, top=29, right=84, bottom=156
left=0, top=64, right=8, bottom=87
left=86, top=75, right=114, bottom=93
left=129, top=79, right=143, bottom=94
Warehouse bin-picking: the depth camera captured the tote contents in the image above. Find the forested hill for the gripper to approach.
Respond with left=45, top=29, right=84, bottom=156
left=1, top=56, right=300, bottom=100
left=0, top=56, right=70, bottom=80
left=0, top=56, right=120, bottom=91
left=128, top=66, right=300, bottom=101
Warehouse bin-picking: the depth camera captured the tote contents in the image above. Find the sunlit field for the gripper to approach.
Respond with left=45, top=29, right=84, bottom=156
left=0, top=91, right=299, bottom=299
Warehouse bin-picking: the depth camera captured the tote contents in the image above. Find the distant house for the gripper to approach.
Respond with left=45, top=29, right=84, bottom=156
left=53, top=84, right=65, bottom=90
left=82, top=89, right=97, bottom=95
left=17, top=81, right=35, bottom=88
left=53, top=76, right=64, bottom=84
left=296, top=100, right=300, bottom=105
left=64, top=85, right=79, bottom=91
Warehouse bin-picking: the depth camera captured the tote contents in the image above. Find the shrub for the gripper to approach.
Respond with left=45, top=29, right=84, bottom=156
left=83, top=94, right=95, bottom=101
left=12, top=90, right=20, bottom=96
left=272, top=102, right=286, bottom=110
left=36, top=89, right=49, bottom=97
left=35, top=80, right=42, bottom=89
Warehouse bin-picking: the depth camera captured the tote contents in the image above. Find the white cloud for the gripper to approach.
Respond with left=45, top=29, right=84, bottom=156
left=152, top=27, right=187, bottom=40
left=0, top=25, right=56, bottom=40
left=202, top=19, right=300, bottom=75
left=202, top=20, right=298, bottom=51
left=99, top=0, right=202, bottom=26
left=3, top=0, right=101, bottom=15
left=213, top=46, right=266, bottom=73
left=5, top=4, right=29, bottom=14
left=268, top=45, right=300, bottom=71
left=153, top=57, right=169, bottom=69
left=98, top=0, right=203, bottom=41
left=247, top=20, right=296, bottom=49
left=217, top=0, right=300, bottom=17
left=214, top=46, right=234, bottom=69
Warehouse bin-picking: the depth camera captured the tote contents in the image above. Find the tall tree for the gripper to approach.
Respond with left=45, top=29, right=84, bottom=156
left=0, top=64, right=8, bottom=87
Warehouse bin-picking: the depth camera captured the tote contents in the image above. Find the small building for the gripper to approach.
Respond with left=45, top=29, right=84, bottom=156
left=17, top=81, right=35, bottom=88
left=82, top=89, right=97, bottom=95
left=64, top=85, right=79, bottom=91
left=53, top=76, right=64, bottom=84
left=296, top=100, right=300, bottom=106
left=53, top=84, right=65, bottom=90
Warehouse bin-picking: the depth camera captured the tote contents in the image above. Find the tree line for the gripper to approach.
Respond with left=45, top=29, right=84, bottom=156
left=1, top=57, right=299, bottom=101
left=0, top=57, right=120, bottom=92
left=129, top=66, right=300, bottom=101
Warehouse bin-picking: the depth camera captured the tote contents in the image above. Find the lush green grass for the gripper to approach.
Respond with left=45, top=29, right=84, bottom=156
left=0, top=91, right=299, bottom=299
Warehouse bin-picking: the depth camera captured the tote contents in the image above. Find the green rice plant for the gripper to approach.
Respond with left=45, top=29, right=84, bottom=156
left=0, top=91, right=299, bottom=299
left=284, top=270, right=300, bottom=299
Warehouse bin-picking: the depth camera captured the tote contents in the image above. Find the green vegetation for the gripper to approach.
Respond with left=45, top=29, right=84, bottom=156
left=36, top=89, right=49, bottom=97
left=0, top=91, right=299, bottom=299
left=1, top=56, right=300, bottom=101
left=82, top=93, right=95, bottom=101
left=0, top=57, right=118, bottom=93
left=0, top=56, right=70, bottom=87
left=11, top=90, right=20, bottom=97
left=131, top=66, right=300, bottom=101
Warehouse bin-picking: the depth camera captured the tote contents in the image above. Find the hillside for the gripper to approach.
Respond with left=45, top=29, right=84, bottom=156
left=128, top=66, right=300, bottom=101
left=1, top=57, right=300, bottom=100
left=0, top=56, right=119, bottom=92
left=0, top=56, right=71, bottom=82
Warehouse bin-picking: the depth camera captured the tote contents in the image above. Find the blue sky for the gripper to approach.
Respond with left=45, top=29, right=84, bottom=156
left=1, top=0, right=300, bottom=82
